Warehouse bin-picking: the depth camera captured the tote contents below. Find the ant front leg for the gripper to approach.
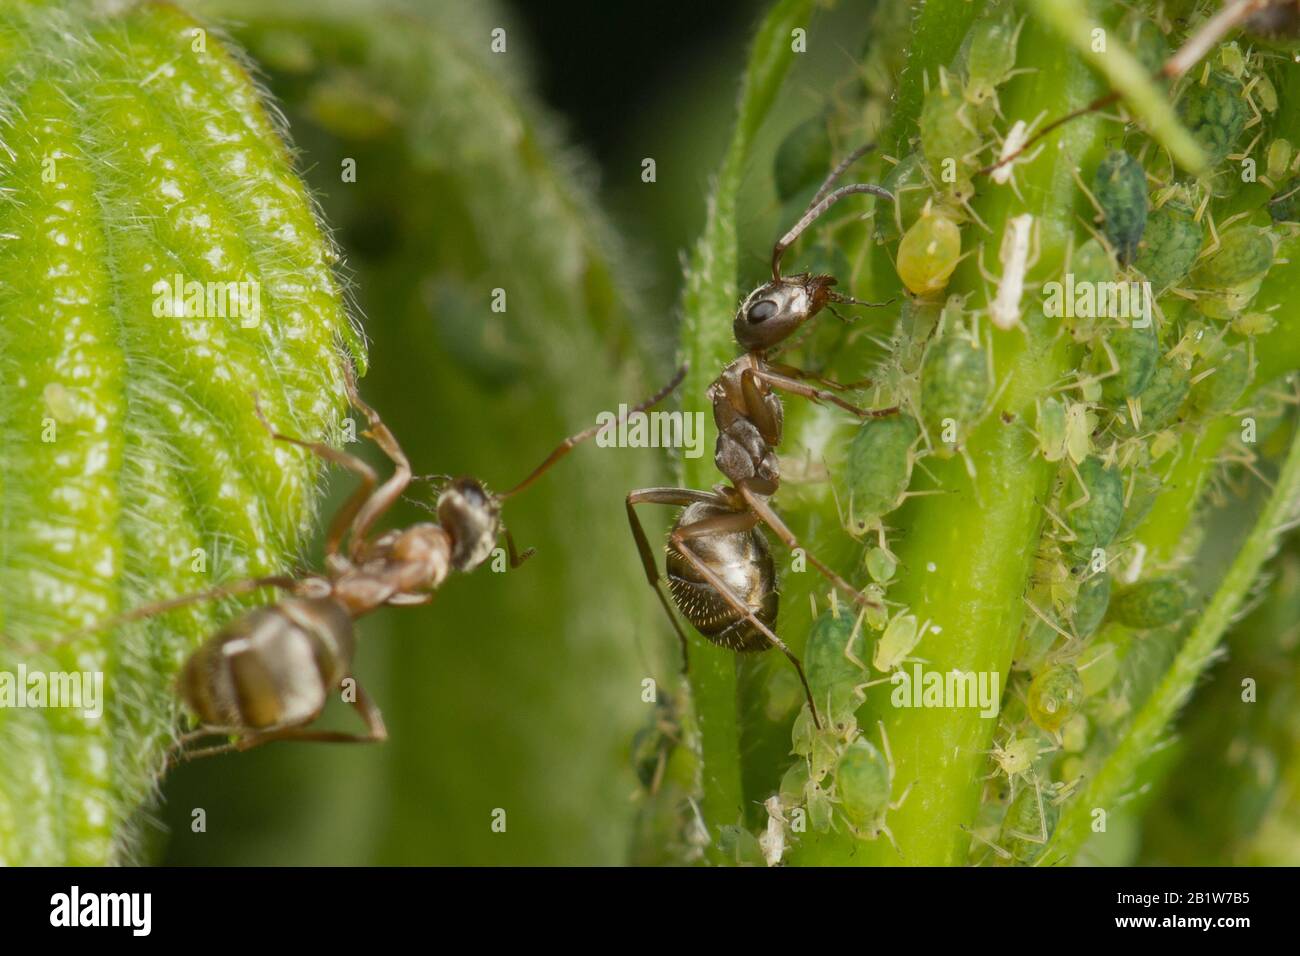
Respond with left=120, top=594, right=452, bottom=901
left=767, top=361, right=874, bottom=393
left=753, top=368, right=898, bottom=420
left=503, top=528, right=535, bottom=569
left=625, top=487, right=723, bottom=671
left=337, top=360, right=413, bottom=559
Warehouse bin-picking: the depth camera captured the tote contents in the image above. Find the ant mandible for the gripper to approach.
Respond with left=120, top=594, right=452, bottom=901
left=626, top=145, right=896, bottom=730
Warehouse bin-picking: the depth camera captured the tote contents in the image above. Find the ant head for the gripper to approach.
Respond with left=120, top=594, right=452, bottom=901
left=733, top=273, right=836, bottom=352
left=436, top=477, right=502, bottom=572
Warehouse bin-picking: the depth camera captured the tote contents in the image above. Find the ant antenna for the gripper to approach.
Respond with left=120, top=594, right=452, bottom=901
left=498, top=364, right=688, bottom=500
left=772, top=183, right=894, bottom=281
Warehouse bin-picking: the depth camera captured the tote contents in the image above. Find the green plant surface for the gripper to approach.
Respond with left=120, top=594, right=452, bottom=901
left=0, top=0, right=357, bottom=864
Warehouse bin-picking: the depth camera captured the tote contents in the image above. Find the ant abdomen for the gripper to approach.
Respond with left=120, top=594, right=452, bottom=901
left=178, top=597, right=354, bottom=733
left=665, top=503, right=778, bottom=653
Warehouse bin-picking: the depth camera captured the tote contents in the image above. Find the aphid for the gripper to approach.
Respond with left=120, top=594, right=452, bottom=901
left=919, top=67, right=981, bottom=200
left=1187, top=344, right=1252, bottom=417
left=32, top=362, right=684, bottom=760
left=841, top=412, right=921, bottom=536
left=835, top=722, right=910, bottom=851
left=1268, top=176, right=1300, bottom=223
left=921, top=322, right=992, bottom=448
left=996, top=777, right=1060, bottom=864
left=864, top=610, right=931, bottom=677
left=1108, top=575, right=1192, bottom=629
left=1062, top=237, right=1118, bottom=342
left=631, top=693, right=681, bottom=795
left=1034, top=396, right=1094, bottom=464
left=865, top=546, right=898, bottom=584
left=803, top=609, right=867, bottom=730
left=1117, top=469, right=1163, bottom=539
left=627, top=146, right=896, bottom=729
left=1092, top=151, right=1148, bottom=266
left=1131, top=359, right=1189, bottom=432
left=963, top=8, right=1025, bottom=111
left=985, top=735, right=1040, bottom=783
left=1014, top=594, right=1062, bottom=673
left=1120, top=8, right=1171, bottom=75
left=989, top=115, right=1046, bottom=197
left=1072, top=570, right=1111, bottom=639
left=1266, top=138, right=1293, bottom=182
left=1194, top=225, right=1275, bottom=289
left=1231, top=311, right=1277, bottom=336
left=1134, top=202, right=1204, bottom=294
left=987, top=213, right=1036, bottom=330
left=1094, top=320, right=1158, bottom=408
left=1026, top=662, right=1084, bottom=735
left=1179, top=70, right=1250, bottom=171
left=896, top=203, right=963, bottom=295
left=1061, top=456, right=1125, bottom=567
left=874, top=152, right=930, bottom=243
left=760, top=795, right=790, bottom=867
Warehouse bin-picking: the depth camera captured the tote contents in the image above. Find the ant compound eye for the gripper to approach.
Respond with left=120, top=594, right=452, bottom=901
left=747, top=299, right=778, bottom=324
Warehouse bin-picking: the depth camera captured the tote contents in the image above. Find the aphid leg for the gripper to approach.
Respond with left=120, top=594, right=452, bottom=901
left=251, top=392, right=378, bottom=562
left=625, top=487, right=726, bottom=672
left=752, top=368, right=898, bottom=419
left=668, top=510, right=823, bottom=729
left=501, top=364, right=687, bottom=500
left=6, top=574, right=299, bottom=654
left=738, top=484, right=875, bottom=617
left=962, top=823, right=1014, bottom=863
left=169, top=679, right=388, bottom=764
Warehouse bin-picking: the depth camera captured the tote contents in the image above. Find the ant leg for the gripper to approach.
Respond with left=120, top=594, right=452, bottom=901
left=504, top=528, right=536, bottom=569
left=767, top=361, right=873, bottom=393
left=8, top=574, right=299, bottom=654
left=335, top=362, right=412, bottom=560
left=669, top=514, right=822, bottom=730
left=626, top=487, right=724, bottom=671
left=753, top=368, right=898, bottom=419
left=252, top=393, right=376, bottom=561
left=738, top=484, right=878, bottom=615
left=170, top=679, right=387, bottom=764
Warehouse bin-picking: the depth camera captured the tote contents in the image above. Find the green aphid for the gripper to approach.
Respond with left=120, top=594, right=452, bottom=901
left=1096, top=320, right=1158, bottom=406
left=1077, top=634, right=1122, bottom=697
left=1117, top=470, right=1162, bottom=539
left=866, top=546, right=898, bottom=584
left=774, top=115, right=832, bottom=203
left=844, top=413, right=920, bottom=527
left=1134, top=203, right=1203, bottom=293
left=807, top=779, right=835, bottom=833
left=919, top=69, right=980, bottom=196
left=780, top=760, right=810, bottom=806
left=1134, top=359, right=1190, bottom=431
left=717, top=824, right=765, bottom=866
left=1177, top=70, right=1249, bottom=169
left=1268, top=176, right=1300, bottom=224
left=1027, top=662, right=1084, bottom=734
left=1065, top=457, right=1125, bottom=566
left=1231, top=311, right=1276, bottom=336
left=964, top=9, right=1021, bottom=107
left=1093, top=151, right=1148, bottom=266
left=1193, top=226, right=1274, bottom=289
left=804, top=611, right=865, bottom=729
left=1035, top=397, right=1068, bottom=462
left=874, top=152, right=930, bottom=243
left=998, top=784, right=1059, bottom=864
left=921, top=332, right=990, bottom=443
left=897, top=207, right=963, bottom=295
left=835, top=729, right=904, bottom=845
left=1013, top=609, right=1059, bottom=673
left=1267, top=139, right=1292, bottom=182
left=1109, top=576, right=1192, bottom=629
left=1187, top=345, right=1252, bottom=417
left=1072, top=571, right=1111, bottom=638
left=1072, top=237, right=1116, bottom=286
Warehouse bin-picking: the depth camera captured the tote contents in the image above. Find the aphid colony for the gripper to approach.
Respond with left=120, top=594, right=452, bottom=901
left=674, top=0, right=1295, bottom=865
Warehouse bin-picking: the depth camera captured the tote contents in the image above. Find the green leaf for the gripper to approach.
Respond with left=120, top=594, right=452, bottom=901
left=0, top=1, right=356, bottom=864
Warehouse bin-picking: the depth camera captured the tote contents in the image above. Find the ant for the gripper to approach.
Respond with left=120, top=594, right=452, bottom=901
left=23, top=360, right=685, bottom=762
left=626, top=145, right=896, bottom=730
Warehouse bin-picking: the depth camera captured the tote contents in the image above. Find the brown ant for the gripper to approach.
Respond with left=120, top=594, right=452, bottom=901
left=23, top=361, right=685, bottom=761
left=626, top=145, right=896, bottom=730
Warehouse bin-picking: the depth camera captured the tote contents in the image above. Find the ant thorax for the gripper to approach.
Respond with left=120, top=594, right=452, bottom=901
left=437, top=477, right=502, bottom=572
left=708, top=356, right=782, bottom=492
left=733, top=274, right=835, bottom=352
